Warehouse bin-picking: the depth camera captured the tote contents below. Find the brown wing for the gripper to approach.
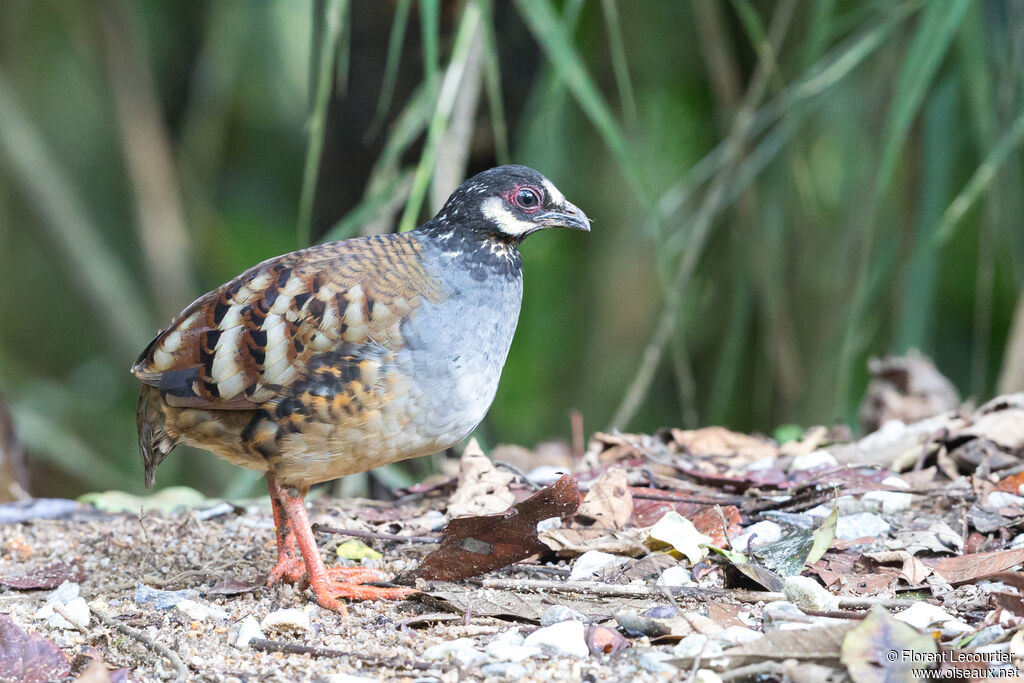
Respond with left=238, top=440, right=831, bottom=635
left=131, top=233, right=442, bottom=410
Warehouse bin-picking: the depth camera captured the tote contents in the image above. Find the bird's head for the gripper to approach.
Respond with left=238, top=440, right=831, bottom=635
left=430, top=165, right=590, bottom=243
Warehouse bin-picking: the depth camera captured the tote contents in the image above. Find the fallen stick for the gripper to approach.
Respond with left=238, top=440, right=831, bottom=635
left=312, top=523, right=440, bottom=544
left=88, top=603, right=188, bottom=683
left=438, top=577, right=925, bottom=610
left=249, top=638, right=445, bottom=671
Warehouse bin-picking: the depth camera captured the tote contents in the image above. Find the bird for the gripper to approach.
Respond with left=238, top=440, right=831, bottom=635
left=131, top=165, right=590, bottom=612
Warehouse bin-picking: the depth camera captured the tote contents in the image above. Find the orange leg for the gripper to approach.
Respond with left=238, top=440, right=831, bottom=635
left=274, top=482, right=416, bottom=613
left=266, top=473, right=306, bottom=586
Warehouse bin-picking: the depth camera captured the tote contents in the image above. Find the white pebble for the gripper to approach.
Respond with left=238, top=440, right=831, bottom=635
left=862, top=490, right=913, bottom=514
left=638, top=650, right=678, bottom=674
left=422, top=638, right=484, bottom=665
left=260, top=608, right=312, bottom=634
left=177, top=599, right=228, bottom=622
left=540, top=605, right=586, bottom=626
left=789, top=450, right=837, bottom=472
left=835, top=512, right=890, bottom=540
left=656, top=566, right=694, bottom=587
left=713, top=625, right=762, bottom=646
left=569, top=550, right=628, bottom=581
left=732, top=521, right=783, bottom=552
left=485, top=629, right=542, bottom=662
left=673, top=634, right=722, bottom=659
left=523, top=620, right=590, bottom=658
left=234, top=616, right=264, bottom=648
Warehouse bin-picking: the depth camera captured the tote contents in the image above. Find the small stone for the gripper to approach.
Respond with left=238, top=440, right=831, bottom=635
left=326, top=675, right=381, bottom=683
left=638, top=650, right=677, bottom=674
left=789, top=450, right=837, bottom=472
left=34, top=583, right=90, bottom=629
left=835, top=512, right=890, bottom=540
left=862, top=490, right=913, bottom=514
left=732, top=521, right=783, bottom=552
left=672, top=634, right=722, bottom=659
left=761, top=601, right=808, bottom=629
left=485, top=629, right=542, bottom=662
left=540, top=605, right=586, bottom=626
left=615, top=610, right=669, bottom=638
left=422, top=638, right=484, bottom=665
left=695, top=669, right=724, bottom=683
left=260, top=608, right=312, bottom=634
left=656, top=565, right=694, bottom=587
left=986, top=491, right=1024, bottom=508
left=713, top=626, right=761, bottom=646
left=480, top=662, right=526, bottom=678
left=176, top=599, right=228, bottom=621
left=234, top=616, right=264, bottom=649
left=569, top=550, right=629, bottom=581
left=134, top=583, right=197, bottom=610
left=642, top=605, right=678, bottom=619
left=893, top=602, right=946, bottom=629
left=536, top=516, right=562, bottom=532
left=523, top=620, right=589, bottom=657
left=784, top=576, right=839, bottom=612
left=526, top=466, right=567, bottom=486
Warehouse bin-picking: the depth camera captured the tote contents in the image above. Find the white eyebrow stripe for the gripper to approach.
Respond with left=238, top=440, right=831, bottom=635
left=542, top=178, right=565, bottom=206
left=481, top=196, right=534, bottom=236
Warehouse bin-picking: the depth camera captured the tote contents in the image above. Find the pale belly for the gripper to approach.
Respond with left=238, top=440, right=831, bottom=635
left=272, top=274, right=522, bottom=488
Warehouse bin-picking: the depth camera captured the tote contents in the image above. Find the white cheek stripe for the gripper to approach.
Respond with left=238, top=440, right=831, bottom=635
left=481, top=196, right=534, bottom=236
left=542, top=178, right=565, bottom=206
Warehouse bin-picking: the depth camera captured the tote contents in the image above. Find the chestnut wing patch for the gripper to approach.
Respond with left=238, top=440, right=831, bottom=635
left=132, top=234, right=441, bottom=409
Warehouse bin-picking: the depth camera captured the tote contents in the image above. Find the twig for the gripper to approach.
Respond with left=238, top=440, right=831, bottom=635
left=51, top=604, right=90, bottom=635
left=494, top=461, right=543, bottom=490
left=442, top=577, right=927, bottom=610
left=312, top=523, right=440, bottom=544
left=249, top=638, right=445, bottom=671
left=89, top=603, right=188, bottom=683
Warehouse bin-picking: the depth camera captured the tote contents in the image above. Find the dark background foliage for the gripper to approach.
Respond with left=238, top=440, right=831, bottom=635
left=2, top=0, right=1023, bottom=498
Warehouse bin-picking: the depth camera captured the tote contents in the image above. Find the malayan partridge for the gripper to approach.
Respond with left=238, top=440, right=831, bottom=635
left=132, top=165, right=590, bottom=612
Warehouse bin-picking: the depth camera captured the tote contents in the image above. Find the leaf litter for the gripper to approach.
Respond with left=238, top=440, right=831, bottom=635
left=2, top=378, right=1024, bottom=680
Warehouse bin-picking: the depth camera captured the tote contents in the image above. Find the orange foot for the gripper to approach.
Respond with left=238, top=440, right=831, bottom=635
left=269, top=475, right=418, bottom=614
left=308, top=571, right=417, bottom=613
left=267, top=550, right=306, bottom=586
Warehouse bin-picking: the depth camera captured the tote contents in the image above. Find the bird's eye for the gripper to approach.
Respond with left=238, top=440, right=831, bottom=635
left=514, top=187, right=540, bottom=210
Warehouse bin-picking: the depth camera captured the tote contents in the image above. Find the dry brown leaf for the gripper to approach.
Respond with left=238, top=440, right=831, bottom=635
left=778, top=426, right=829, bottom=456
left=859, top=350, right=960, bottom=433
left=576, top=467, right=632, bottom=529
left=0, top=561, right=84, bottom=590
left=446, top=439, right=516, bottom=518
left=863, top=551, right=933, bottom=585
left=410, top=475, right=580, bottom=581
left=696, top=622, right=855, bottom=665
left=841, top=606, right=938, bottom=682
left=963, top=408, right=1024, bottom=451
left=538, top=527, right=648, bottom=557
left=668, top=426, right=777, bottom=462
left=922, top=547, right=1024, bottom=585
left=0, top=614, right=71, bottom=683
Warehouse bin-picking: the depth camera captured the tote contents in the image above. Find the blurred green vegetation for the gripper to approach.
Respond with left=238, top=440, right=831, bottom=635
left=1, top=0, right=1023, bottom=498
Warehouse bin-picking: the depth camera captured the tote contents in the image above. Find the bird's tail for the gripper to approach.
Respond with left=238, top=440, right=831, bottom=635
left=137, top=384, right=179, bottom=490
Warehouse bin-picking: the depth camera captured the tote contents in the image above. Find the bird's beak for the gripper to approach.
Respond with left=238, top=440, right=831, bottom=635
left=537, top=200, right=591, bottom=232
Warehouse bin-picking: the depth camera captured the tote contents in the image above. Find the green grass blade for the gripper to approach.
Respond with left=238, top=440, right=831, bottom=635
left=367, top=0, right=412, bottom=138
left=420, top=0, right=440, bottom=88
left=513, top=0, right=648, bottom=203
left=478, top=0, right=510, bottom=165
left=933, top=109, right=1024, bottom=247
left=600, top=0, right=638, bottom=131
left=399, top=2, right=482, bottom=232
left=297, top=0, right=346, bottom=248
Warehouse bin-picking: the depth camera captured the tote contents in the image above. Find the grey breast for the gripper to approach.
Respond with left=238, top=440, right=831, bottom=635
left=398, top=234, right=524, bottom=447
